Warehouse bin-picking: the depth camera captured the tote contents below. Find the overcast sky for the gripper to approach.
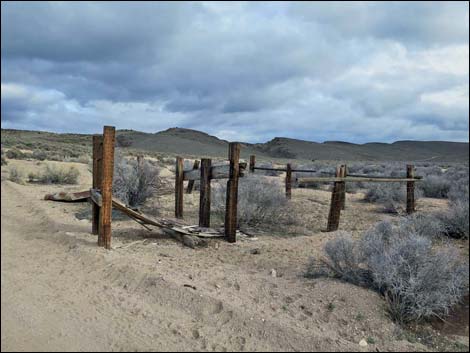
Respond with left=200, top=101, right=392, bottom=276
left=1, top=1, right=469, bottom=143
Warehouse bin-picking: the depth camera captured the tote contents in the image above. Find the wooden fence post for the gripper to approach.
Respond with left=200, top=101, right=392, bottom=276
left=175, top=157, right=184, bottom=219
left=99, top=126, right=115, bottom=249
left=92, top=135, right=103, bottom=235
left=406, top=164, right=415, bottom=214
left=340, top=165, right=347, bottom=210
left=286, top=163, right=292, bottom=199
left=186, top=160, right=200, bottom=194
left=225, top=143, right=240, bottom=243
left=326, top=166, right=342, bottom=232
left=199, top=158, right=211, bottom=227
left=249, top=155, right=256, bottom=173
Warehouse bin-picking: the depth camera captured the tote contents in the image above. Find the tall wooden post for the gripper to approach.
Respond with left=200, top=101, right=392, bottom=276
left=340, top=165, right=347, bottom=210
left=225, top=143, right=240, bottom=243
left=99, top=126, right=115, bottom=249
left=326, top=166, right=342, bottom=232
left=199, top=158, right=211, bottom=227
left=286, top=163, right=292, bottom=199
left=249, top=155, right=256, bottom=173
left=406, top=164, right=415, bottom=214
left=175, top=157, right=184, bottom=219
left=92, top=135, right=103, bottom=235
left=186, top=160, right=200, bottom=194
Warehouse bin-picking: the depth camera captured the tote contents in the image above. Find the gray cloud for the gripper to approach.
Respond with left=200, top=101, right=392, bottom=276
left=1, top=1, right=468, bottom=143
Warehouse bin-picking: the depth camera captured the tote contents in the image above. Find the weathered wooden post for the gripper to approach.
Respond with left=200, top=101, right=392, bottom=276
left=406, top=164, right=415, bottom=214
left=175, top=157, right=184, bottom=219
left=340, top=164, right=347, bottom=210
left=92, top=135, right=103, bottom=235
left=225, top=143, right=240, bottom=243
left=99, top=126, right=115, bottom=249
left=286, top=163, right=292, bottom=199
left=199, top=158, right=211, bottom=227
left=326, top=166, right=342, bottom=232
left=249, top=155, right=256, bottom=173
left=186, top=160, right=200, bottom=194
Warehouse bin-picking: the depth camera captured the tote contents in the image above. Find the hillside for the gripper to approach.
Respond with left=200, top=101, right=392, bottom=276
left=1, top=128, right=468, bottom=162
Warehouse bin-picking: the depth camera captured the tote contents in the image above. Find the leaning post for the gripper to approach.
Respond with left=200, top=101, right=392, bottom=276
left=286, top=163, right=292, bottom=199
left=186, top=160, right=200, bottom=194
left=92, top=135, right=103, bottom=235
left=406, top=164, right=415, bottom=214
left=198, top=158, right=212, bottom=227
left=225, top=143, right=240, bottom=243
left=99, top=126, right=115, bottom=249
left=326, top=165, right=342, bottom=231
left=175, top=157, right=184, bottom=218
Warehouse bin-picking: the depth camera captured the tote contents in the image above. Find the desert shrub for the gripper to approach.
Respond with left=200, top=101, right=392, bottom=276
left=363, top=183, right=407, bottom=213
left=29, top=165, right=80, bottom=184
left=113, top=152, right=161, bottom=207
left=8, top=167, right=23, bottom=183
left=1, top=155, right=7, bottom=166
left=32, top=149, right=47, bottom=161
left=398, top=213, right=445, bottom=240
left=433, top=179, right=469, bottom=239
left=6, top=148, right=27, bottom=160
left=307, top=222, right=469, bottom=323
left=418, top=175, right=452, bottom=198
left=212, top=175, right=295, bottom=229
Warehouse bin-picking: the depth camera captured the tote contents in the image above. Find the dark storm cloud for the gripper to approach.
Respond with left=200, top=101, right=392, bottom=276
left=1, top=1, right=468, bottom=142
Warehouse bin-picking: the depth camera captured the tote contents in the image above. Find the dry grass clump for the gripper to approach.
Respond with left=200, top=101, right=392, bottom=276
left=28, top=164, right=80, bottom=184
left=8, top=167, right=23, bottom=183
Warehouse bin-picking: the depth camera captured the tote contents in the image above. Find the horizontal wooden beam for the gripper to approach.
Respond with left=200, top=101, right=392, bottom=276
left=183, top=162, right=247, bottom=181
left=297, top=176, right=423, bottom=184
left=347, top=173, right=423, bottom=180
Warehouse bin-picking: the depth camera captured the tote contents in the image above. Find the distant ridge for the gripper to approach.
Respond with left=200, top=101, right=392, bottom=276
left=1, top=128, right=468, bottom=162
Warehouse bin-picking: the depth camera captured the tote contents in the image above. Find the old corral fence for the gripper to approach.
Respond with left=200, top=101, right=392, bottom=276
left=245, top=156, right=421, bottom=231
left=45, top=125, right=422, bottom=249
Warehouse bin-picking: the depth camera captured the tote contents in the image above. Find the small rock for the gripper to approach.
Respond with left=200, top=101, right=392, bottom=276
left=270, top=269, right=277, bottom=278
left=250, top=248, right=260, bottom=255
left=359, top=339, right=368, bottom=347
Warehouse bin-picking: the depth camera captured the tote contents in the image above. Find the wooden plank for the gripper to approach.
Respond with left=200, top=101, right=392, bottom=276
left=249, top=155, right=255, bottom=173
left=175, top=156, right=184, bottom=219
left=285, top=163, right=292, bottom=199
left=406, top=165, right=415, bottom=214
left=347, top=173, right=423, bottom=180
left=99, top=126, right=115, bottom=249
left=199, top=158, right=211, bottom=227
left=92, top=135, right=103, bottom=235
left=183, top=162, right=247, bottom=181
left=326, top=166, right=342, bottom=232
left=44, top=190, right=90, bottom=202
left=90, top=188, right=103, bottom=207
left=186, top=160, right=200, bottom=194
left=225, top=143, right=240, bottom=243
left=253, top=166, right=287, bottom=172
left=297, top=176, right=422, bottom=183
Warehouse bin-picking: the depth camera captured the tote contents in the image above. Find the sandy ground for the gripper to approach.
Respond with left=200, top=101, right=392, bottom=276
left=1, top=160, right=467, bottom=352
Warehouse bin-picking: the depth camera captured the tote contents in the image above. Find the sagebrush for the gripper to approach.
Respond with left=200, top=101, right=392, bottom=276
left=306, top=221, right=469, bottom=323
left=212, top=175, right=296, bottom=229
left=113, top=151, right=161, bottom=207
